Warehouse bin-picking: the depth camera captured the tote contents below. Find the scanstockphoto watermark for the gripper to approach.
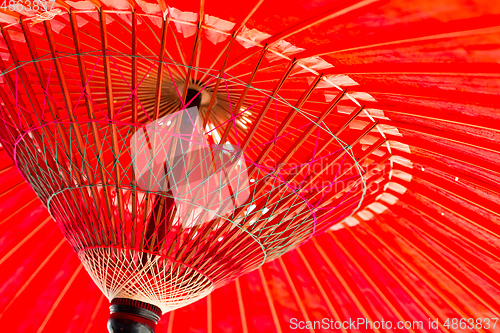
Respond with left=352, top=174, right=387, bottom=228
left=290, top=318, right=424, bottom=331
left=286, top=175, right=384, bottom=195
left=262, top=158, right=365, bottom=178
left=1, top=0, right=56, bottom=11
left=261, top=154, right=386, bottom=195
left=290, top=317, right=499, bottom=330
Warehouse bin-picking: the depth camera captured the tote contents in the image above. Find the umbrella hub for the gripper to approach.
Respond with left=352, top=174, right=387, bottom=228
left=107, top=298, right=162, bottom=333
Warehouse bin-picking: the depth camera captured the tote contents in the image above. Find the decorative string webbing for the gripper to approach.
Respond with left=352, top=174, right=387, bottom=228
left=0, top=51, right=367, bottom=310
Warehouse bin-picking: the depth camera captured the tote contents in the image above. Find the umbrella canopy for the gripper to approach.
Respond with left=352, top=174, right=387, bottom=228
left=1, top=0, right=500, bottom=331
left=0, top=0, right=376, bottom=317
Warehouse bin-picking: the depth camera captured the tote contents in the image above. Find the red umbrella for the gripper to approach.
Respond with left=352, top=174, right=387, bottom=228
left=1, top=0, right=499, bottom=331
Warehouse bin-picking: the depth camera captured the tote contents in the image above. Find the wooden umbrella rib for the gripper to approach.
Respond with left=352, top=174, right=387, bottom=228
left=19, top=20, right=90, bottom=199
left=272, top=154, right=389, bottom=239
left=99, top=9, right=126, bottom=238
left=69, top=10, right=117, bottom=243
left=197, top=40, right=242, bottom=84
left=211, top=108, right=375, bottom=257
left=174, top=32, right=238, bottom=231
left=167, top=23, right=189, bottom=77
left=173, top=47, right=270, bottom=244
left=188, top=58, right=298, bottom=237
left=203, top=32, right=237, bottom=127
left=247, top=73, right=324, bottom=179
left=240, top=58, right=298, bottom=151
left=231, top=102, right=365, bottom=225
left=199, top=0, right=205, bottom=24
left=234, top=0, right=265, bottom=33
left=181, top=22, right=202, bottom=103
left=414, top=175, right=500, bottom=220
left=0, top=9, right=20, bottom=18
left=259, top=120, right=382, bottom=230
left=0, top=72, right=34, bottom=132
left=153, top=18, right=169, bottom=120
left=157, top=0, right=167, bottom=13
left=0, top=31, right=47, bottom=132
left=42, top=21, right=107, bottom=244
left=245, top=90, right=348, bottom=208
left=248, top=120, right=379, bottom=233
left=218, top=45, right=269, bottom=145
left=193, top=0, right=205, bottom=82
left=122, top=0, right=135, bottom=9
left=334, top=105, right=365, bottom=136
left=139, top=17, right=169, bottom=250
left=54, top=0, right=71, bottom=9
left=0, top=34, right=36, bottom=131
left=130, top=10, right=138, bottom=247
left=1, top=27, right=75, bottom=187
left=86, top=0, right=102, bottom=9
